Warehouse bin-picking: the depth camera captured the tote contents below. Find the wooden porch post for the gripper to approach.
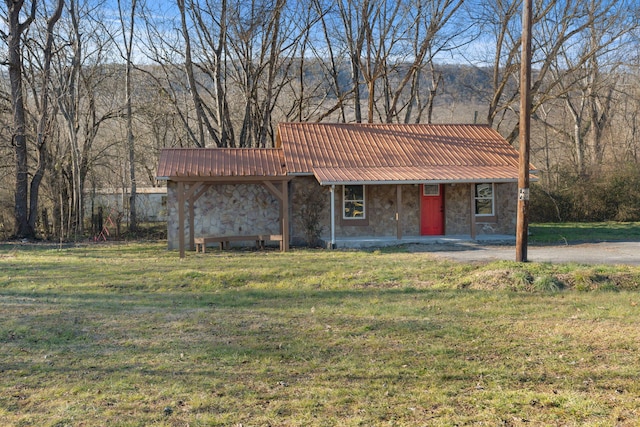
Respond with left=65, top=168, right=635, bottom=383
left=396, top=184, right=403, bottom=240
left=188, top=196, right=195, bottom=252
left=178, top=181, right=186, bottom=258
left=262, top=179, right=290, bottom=252
left=186, top=182, right=205, bottom=251
left=470, top=183, right=476, bottom=240
left=282, top=180, right=289, bottom=251
left=330, top=185, right=335, bottom=249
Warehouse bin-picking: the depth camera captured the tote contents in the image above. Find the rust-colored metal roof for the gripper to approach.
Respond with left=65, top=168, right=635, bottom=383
left=277, top=123, right=533, bottom=183
left=157, top=124, right=535, bottom=184
left=157, top=148, right=286, bottom=179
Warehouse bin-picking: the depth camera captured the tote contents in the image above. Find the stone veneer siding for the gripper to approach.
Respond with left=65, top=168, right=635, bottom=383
left=445, top=182, right=518, bottom=235
left=166, top=181, right=281, bottom=250
left=444, top=184, right=472, bottom=235
left=289, top=177, right=422, bottom=242
left=291, top=178, right=517, bottom=242
left=478, top=182, right=518, bottom=235
left=166, top=179, right=518, bottom=249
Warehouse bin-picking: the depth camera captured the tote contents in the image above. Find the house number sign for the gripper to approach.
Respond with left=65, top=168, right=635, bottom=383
left=518, top=188, right=530, bottom=201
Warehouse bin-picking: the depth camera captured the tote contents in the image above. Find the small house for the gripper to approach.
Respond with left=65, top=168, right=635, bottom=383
left=156, top=123, right=535, bottom=257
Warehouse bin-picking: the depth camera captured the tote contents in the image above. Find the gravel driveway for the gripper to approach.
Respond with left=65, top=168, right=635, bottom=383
left=423, top=241, right=640, bottom=265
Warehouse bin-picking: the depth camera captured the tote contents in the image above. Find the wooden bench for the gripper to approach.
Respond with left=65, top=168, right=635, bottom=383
left=195, top=234, right=284, bottom=253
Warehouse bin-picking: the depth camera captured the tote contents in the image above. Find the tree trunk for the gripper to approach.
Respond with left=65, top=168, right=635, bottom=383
left=28, top=0, right=64, bottom=234
left=119, top=0, right=139, bottom=231
left=6, top=0, right=36, bottom=238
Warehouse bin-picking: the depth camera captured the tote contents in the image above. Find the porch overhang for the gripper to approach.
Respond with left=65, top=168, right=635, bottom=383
left=312, top=166, right=537, bottom=186
left=157, top=148, right=292, bottom=257
left=168, top=177, right=292, bottom=258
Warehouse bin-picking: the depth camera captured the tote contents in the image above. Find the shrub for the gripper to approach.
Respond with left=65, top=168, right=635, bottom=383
left=533, top=275, right=564, bottom=292
left=511, top=270, right=534, bottom=291
left=530, top=163, right=640, bottom=222
left=295, top=187, right=327, bottom=247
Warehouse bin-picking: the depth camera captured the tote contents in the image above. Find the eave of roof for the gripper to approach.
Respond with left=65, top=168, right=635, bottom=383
left=313, top=165, right=538, bottom=186
left=156, top=148, right=287, bottom=180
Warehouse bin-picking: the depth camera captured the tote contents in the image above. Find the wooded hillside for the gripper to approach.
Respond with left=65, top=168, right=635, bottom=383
left=1, top=0, right=639, bottom=239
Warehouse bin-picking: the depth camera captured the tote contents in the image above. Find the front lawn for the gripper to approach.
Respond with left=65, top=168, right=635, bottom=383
left=1, top=243, right=639, bottom=426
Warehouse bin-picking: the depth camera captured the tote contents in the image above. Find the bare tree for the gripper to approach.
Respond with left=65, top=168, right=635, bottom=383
left=143, top=0, right=304, bottom=148
left=51, top=0, right=121, bottom=237
left=3, top=0, right=35, bottom=238
left=225, top=0, right=300, bottom=147
left=138, top=13, right=201, bottom=147
left=473, top=0, right=637, bottom=146
left=385, top=0, right=467, bottom=124
left=303, top=0, right=469, bottom=124
left=2, top=0, right=63, bottom=238
left=336, top=0, right=370, bottom=122
left=310, top=0, right=352, bottom=122
left=176, top=0, right=214, bottom=147
left=536, top=0, right=637, bottom=174
left=118, top=0, right=139, bottom=230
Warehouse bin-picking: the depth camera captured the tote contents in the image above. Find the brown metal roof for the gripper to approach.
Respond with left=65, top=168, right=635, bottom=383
left=277, top=123, right=532, bottom=183
left=157, top=148, right=286, bottom=179
left=157, top=123, right=535, bottom=184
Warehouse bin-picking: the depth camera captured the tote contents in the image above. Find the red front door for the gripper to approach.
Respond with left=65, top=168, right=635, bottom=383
left=421, top=184, right=444, bottom=235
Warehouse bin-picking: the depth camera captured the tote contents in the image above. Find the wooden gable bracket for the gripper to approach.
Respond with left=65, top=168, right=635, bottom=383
left=262, top=180, right=284, bottom=201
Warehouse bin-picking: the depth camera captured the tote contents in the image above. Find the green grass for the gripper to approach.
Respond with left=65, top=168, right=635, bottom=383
left=1, top=242, right=640, bottom=426
left=530, top=221, right=640, bottom=244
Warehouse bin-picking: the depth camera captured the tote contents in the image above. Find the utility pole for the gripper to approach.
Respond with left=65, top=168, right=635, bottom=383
left=516, top=0, right=532, bottom=262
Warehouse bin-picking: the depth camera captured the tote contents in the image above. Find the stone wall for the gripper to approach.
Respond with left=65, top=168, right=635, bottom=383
left=444, top=184, right=472, bottom=235
left=479, top=182, right=518, bottom=235
left=290, top=179, right=422, bottom=241
left=167, top=181, right=281, bottom=250
left=444, top=182, right=518, bottom=235
left=167, top=179, right=518, bottom=249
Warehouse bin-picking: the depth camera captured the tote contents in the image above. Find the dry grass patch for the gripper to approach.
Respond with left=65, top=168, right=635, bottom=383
left=1, top=242, right=640, bottom=426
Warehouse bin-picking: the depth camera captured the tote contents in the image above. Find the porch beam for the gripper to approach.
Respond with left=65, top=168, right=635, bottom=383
left=188, top=197, right=195, bottom=251
left=470, top=183, right=477, bottom=240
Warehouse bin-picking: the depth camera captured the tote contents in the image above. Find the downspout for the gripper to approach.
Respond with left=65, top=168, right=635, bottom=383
left=330, top=185, right=335, bottom=249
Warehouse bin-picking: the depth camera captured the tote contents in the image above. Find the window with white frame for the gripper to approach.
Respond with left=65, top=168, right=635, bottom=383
left=343, top=185, right=365, bottom=219
left=475, top=183, right=494, bottom=216
left=423, top=184, right=440, bottom=196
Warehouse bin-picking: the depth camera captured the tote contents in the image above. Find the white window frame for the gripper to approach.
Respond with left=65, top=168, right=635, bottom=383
left=343, top=185, right=366, bottom=220
left=423, top=184, right=440, bottom=196
left=474, top=183, right=495, bottom=216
